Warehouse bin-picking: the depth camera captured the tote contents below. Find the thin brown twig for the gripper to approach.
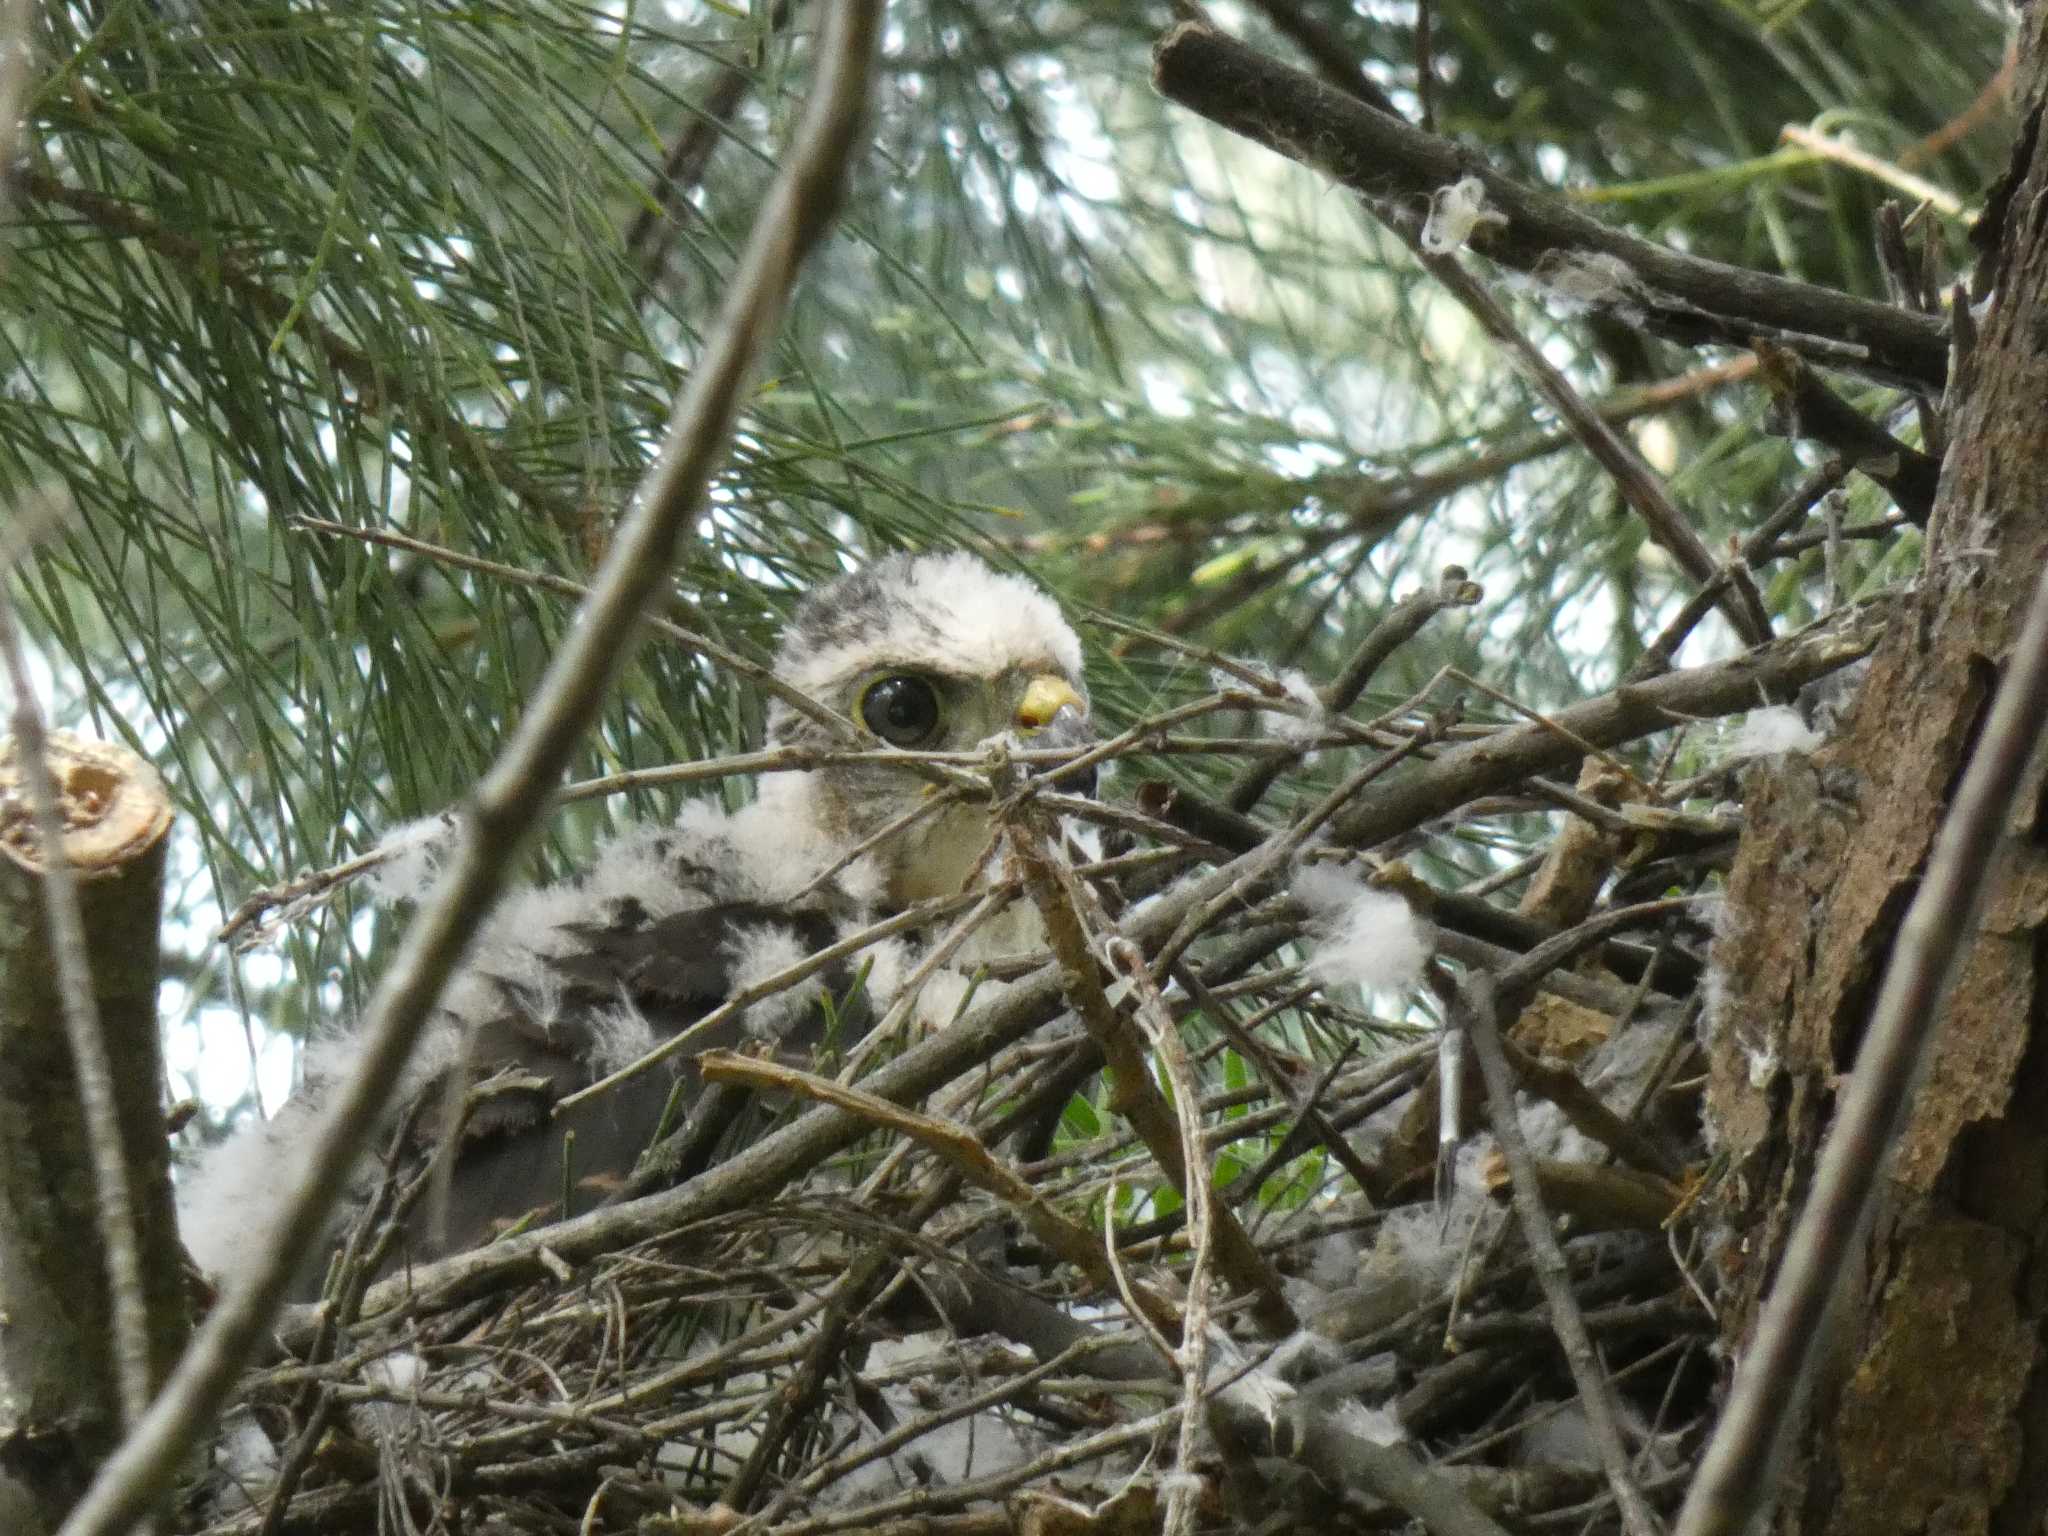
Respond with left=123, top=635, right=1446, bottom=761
left=1009, top=806, right=1297, bottom=1336
left=1454, top=971, right=1661, bottom=1536
left=1154, top=18, right=1770, bottom=647
left=698, top=1049, right=1181, bottom=1335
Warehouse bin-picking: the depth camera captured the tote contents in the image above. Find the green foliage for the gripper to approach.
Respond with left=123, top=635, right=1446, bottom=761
left=0, top=0, right=2011, bottom=1110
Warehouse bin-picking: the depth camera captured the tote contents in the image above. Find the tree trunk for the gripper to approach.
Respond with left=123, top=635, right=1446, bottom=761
left=1703, top=13, right=2048, bottom=1532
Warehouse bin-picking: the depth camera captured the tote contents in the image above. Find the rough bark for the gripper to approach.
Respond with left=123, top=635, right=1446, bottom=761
left=1703, top=13, right=2048, bottom=1533
left=0, top=733, right=184, bottom=1532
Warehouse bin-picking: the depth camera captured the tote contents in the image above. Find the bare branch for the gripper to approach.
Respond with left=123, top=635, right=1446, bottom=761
left=1152, top=22, right=1950, bottom=390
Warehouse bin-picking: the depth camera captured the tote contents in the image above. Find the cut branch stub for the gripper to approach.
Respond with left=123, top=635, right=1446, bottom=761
left=0, top=733, right=183, bottom=1532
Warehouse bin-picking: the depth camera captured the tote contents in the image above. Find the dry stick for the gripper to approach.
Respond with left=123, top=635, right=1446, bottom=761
left=52, top=7, right=885, bottom=1533
left=626, top=0, right=799, bottom=285
left=1329, top=594, right=1887, bottom=851
left=1752, top=343, right=1940, bottom=526
left=697, top=1049, right=1180, bottom=1335
left=1053, top=355, right=1751, bottom=601
left=1629, top=458, right=1852, bottom=683
left=254, top=1098, right=445, bottom=1536
left=1009, top=810, right=1298, bottom=1337
left=1145, top=358, right=1759, bottom=641
left=1227, top=566, right=1481, bottom=815
left=1457, top=973, right=1661, bottom=1536
left=0, top=592, right=153, bottom=1433
left=719, top=1176, right=961, bottom=1514
left=1757, top=514, right=1903, bottom=562
left=1423, top=252, right=1772, bottom=647
left=1151, top=22, right=1950, bottom=391
left=758, top=1399, right=1194, bottom=1536
left=1098, top=940, right=1218, bottom=1536
left=1675, top=565, right=2048, bottom=1532
left=1207, top=1355, right=1517, bottom=1536
left=1171, top=959, right=1384, bottom=1198
left=218, top=741, right=1040, bottom=945
left=788, top=1340, right=1109, bottom=1511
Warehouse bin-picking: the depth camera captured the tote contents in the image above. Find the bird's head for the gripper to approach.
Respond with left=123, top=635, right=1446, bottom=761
left=765, top=552, right=1092, bottom=907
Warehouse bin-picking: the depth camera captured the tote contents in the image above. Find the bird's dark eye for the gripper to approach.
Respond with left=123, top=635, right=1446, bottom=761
left=860, top=674, right=942, bottom=747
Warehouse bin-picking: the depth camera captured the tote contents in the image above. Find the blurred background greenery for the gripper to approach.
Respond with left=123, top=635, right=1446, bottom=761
left=1, top=0, right=2011, bottom=1122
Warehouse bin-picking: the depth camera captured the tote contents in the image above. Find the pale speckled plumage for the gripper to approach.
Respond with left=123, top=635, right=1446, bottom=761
left=770, top=552, right=1085, bottom=719
left=178, top=552, right=1091, bottom=1288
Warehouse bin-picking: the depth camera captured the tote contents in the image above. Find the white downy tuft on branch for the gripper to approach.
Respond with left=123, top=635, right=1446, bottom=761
left=364, top=813, right=458, bottom=906
left=1263, top=667, right=1326, bottom=745
left=1212, top=662, right=1326, bottom=745
left=1725, top=705, right=1824, bottom=759
left=1294, top=866, right=1432, bottom=994
left=1420, top=176, right=1507, bottom=254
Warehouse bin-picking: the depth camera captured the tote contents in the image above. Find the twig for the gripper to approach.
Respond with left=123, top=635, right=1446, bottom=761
left=1330, top=596, right=1888, bottom=851
left=217, top=744, right=1019, bottom=947
left=1155, top=18, right=1770, bottom=646
left=697, top=1050, right=1180, bottom=1334
left=1172, top=959, right=1383, bottom=1195
left=1779, top=123, right=1970, bottom=219
left=626, top=0, right=799, bottom=288
left=1009, top=807, right=1298, bottom=1335
left=1676, top=543, right=2048, bottom=1534
left=1425, top=253, right=1772, bottom=646
left=1630, top=459, right=1852, bottom=681
left=556, top=884, right=996, bottom=1111
left=1100, top=941, right=1218, bottom=1536
left=1752, top=343, right=1940, bottom=525
left=1140, top=358, right=1759, bottom=640
left=54, top=7, right=886, bottom=1532
left=1456, top=972, right=1661, bottom=1536
left=1227, top=566, right=1481, bottom=814
left=1414, top=0, right=1435, bottom=132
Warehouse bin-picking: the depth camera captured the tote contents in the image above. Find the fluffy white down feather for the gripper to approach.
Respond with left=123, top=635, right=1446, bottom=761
left=176, top=790, right=873, bottom=1287
left=1726, top=705, right=1824, bottom=759
left=1294, top=866, right=1432, bottom=994
left=726, top=922, right=827, bottom=1039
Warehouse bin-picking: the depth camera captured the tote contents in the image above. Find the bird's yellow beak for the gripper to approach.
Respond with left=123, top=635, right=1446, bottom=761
left=1015, top=674, right=1084, bottom=732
